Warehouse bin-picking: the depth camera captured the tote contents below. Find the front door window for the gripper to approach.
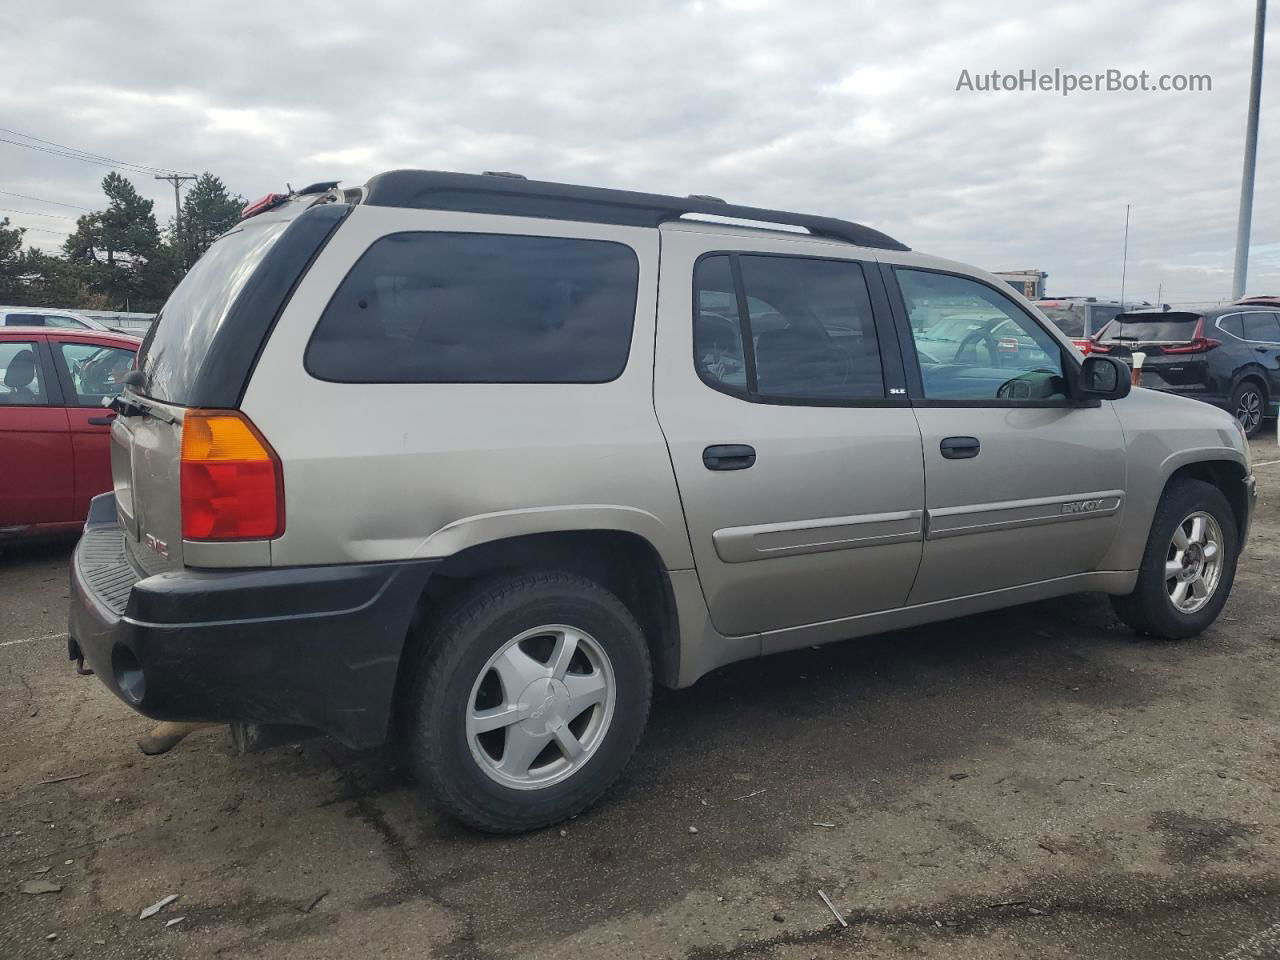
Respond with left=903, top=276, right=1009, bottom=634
left=898, top=270, right=1067, bottom=402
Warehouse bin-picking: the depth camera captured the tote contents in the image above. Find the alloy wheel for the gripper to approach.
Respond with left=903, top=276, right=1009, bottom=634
left=1164, top=511, right=1224, bottom=614
left=1235, top=389, right=1263, bottom=434
left=465, top=624, right=616, bottom=790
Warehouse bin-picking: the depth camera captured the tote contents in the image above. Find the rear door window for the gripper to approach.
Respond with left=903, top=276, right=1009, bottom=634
left=1242, top=312, right=1280, bottom=343
left=307, top=233, right=639, bottom=383
left=693, top=253, right=885, bottom=402
left=55, top=342, right=136, bottom=406
left=0, top=341, right=48, bottom=405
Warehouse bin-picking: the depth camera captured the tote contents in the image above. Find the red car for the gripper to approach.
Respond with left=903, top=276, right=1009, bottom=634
left=1, top=327, right=140, bottom=538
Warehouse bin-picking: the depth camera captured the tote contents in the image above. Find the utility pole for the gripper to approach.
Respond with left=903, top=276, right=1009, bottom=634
left=155, top=173, right=196, bottom=266
left=1120, top=204, right=1130, bottom=306
left=1232, top=0, right=1266, bottom=300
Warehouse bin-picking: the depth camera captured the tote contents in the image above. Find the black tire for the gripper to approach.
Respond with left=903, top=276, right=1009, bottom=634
left=1110, top=478, right=1239, bottom=640
left=1230, top=380, right=1267, bottom=438
left=402, top=571, right=652, bottom=833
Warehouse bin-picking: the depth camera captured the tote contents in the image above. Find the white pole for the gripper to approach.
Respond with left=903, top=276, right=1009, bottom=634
left=1232, top=0, right=1267, bottom=300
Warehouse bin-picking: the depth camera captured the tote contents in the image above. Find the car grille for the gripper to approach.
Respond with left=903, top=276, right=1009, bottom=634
left=79, top=526, right=141, bottom=617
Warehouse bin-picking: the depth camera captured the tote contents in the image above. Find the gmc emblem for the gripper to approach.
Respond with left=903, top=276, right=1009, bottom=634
left=145, top=533, right=169, bottom=558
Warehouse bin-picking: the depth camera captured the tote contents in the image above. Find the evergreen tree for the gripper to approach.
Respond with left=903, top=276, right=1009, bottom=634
left=0, top=218, right=24, bottom=302
left=178, top=172, right=245, bottom=262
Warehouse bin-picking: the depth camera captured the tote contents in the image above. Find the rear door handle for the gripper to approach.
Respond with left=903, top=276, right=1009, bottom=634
left=940, top=436, right=980, bottom=460
left=87, top=414, right=117, bottom=426
left=703, top=444, right=756, bottom=471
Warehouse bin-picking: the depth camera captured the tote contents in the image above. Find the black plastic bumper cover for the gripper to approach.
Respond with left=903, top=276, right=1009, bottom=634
left=68, top=494, right=438, bottom=748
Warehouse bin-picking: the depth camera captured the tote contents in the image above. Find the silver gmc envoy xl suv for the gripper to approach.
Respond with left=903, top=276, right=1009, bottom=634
left=70, top=171, right=1256, bottom=832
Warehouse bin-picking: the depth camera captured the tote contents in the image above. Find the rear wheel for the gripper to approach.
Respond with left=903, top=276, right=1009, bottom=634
left=1111, top=478, right=1238, bottom=639
left=403, top=571, right=652, bottom=833
left=1230, top=381, right=1266, bottom=437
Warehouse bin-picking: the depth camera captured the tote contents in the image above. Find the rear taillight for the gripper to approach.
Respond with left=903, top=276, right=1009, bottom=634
left=1073, top=339, right=1092, bottom=354
left=180, top=411, right=284, bottom=541
left=1088, top=340, right=1111, bottom=354
left=1161, top=337, right=1221, bottom=355
left=1161, top=316, right=1219, bottom=354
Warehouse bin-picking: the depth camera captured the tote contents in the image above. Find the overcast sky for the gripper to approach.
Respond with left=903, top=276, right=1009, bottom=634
left=1, top=0, right=1274, bottom=303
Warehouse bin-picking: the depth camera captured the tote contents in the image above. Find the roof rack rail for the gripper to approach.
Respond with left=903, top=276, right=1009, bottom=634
left=361, top=170, right=909, bottom=251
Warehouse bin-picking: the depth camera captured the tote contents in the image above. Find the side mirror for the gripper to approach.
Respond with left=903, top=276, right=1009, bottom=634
left=1078, top=355, right=1131, bottom=401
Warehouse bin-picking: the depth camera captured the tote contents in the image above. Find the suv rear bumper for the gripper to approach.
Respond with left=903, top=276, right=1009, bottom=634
left=68, top=494, right=438, bottom=748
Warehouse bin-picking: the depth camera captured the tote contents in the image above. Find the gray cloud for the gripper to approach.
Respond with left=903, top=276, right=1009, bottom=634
left=1, top=0, right=1274, bottom=302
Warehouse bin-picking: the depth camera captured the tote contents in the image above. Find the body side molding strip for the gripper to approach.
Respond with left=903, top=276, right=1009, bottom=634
left=713, top=509, right=924, bottom=563
left=925, top=490, right=1125, bottom=540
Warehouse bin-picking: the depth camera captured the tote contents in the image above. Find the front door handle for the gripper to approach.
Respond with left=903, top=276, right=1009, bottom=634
left=940, top=436, right=980, bottom=460
left=703, top=444, right=756, bottom=471
left=87, top=414, right=117, bottom=426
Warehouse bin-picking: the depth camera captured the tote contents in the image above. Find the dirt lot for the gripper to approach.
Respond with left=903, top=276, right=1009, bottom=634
left=3, top=436, right=1279, bottom=960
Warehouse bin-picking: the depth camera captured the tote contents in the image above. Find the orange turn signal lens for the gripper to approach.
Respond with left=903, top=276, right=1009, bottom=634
left=180, top=410, right=284, bottom=541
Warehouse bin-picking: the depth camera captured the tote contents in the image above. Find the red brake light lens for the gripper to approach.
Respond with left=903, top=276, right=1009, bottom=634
left=1161, top=337, right=1221, bottom=355
left=240, top=192, right=288, bottom=220
left=180, top=411, right=284, bottom=540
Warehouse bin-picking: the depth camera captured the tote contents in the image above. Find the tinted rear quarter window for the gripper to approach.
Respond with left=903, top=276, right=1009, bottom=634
left=306, top=233, right=639, bottom=383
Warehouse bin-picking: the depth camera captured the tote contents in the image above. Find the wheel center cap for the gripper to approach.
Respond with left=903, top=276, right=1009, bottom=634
left=1181, top=545, right=1204, bottom=579
left=517, top=677, right=570, bottom=735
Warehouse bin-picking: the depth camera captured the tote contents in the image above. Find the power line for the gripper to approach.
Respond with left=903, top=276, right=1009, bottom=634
left=16, top=225, right=73, bottom=237
left=0, top=126, right=172, bottom=170
left=0, top=189, right=92, bottom=211
left=0, top=206, right=78, bottom=222
left=0, top=130, right=193, bottom=178
left=0, top=136, right=173, bottom=177
left=0, top=126, right=189, bottom=176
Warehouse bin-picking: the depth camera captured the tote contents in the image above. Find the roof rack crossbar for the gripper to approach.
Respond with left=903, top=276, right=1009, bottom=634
left=360, top=170, right=909, bottom=252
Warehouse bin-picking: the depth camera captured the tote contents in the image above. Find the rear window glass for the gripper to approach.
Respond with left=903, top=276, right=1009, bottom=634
left=1099, top=313, right=1200, bottom=342
left=137, top=220, right=290, bottom=403
left=306, top=233, right=639, bottom=383
left=1037, top=304, right=1086, bottom=338
left=5, top=313, right=84, bottom=328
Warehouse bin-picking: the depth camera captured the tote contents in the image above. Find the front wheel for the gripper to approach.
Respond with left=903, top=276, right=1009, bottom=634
left=403, top=572, right=652, bottom=833
left=1110, top=478, right=1239, bottom=639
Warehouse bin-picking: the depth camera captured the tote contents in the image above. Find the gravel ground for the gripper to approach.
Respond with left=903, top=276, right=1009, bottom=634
left=2, top=434, right=1278, bottom=960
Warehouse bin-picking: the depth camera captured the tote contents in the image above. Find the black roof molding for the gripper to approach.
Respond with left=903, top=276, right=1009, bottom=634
left=361, top=170, right=909, bottom=251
